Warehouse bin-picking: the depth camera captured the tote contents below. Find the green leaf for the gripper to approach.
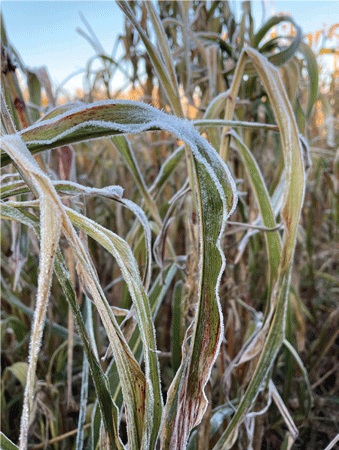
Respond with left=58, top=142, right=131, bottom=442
left=0, top=203, right=124, bottom=450
left=229, top=130, right=281, bottom=297
left=1, top=135, right=62, bottom=450
left=149, top=145, right=185, bottom=198
left=2, top=362, right=28, bottom=389
left=0, top=433, right=19, bottom=450
left=171, top=281, right=184, bottom=374
left=254, top=15, right=302, bottom=66
left=298, top=42, right=319, bottom=119
left=2, top=99, right=237, bottom=449
left=116, top=1, right=183, bottom=117
left=66, top=206, right=162, bottom=449
left=110, top=135, right=162, bottom=225
left=213, top=47, right=306, bottom=450
left=1, top=276, right=76, bottom=342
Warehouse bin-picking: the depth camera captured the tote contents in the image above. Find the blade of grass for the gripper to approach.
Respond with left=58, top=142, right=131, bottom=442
left=1, top=202, right=125, bottom=450
left=65, top=206, right=162, bottom=449
left=229, top=130, right=281, bottom=299
left=1, top=135, right=62, bottom=450
left=1, top=134, right=152, bottom=450
left=2, top=99, right=237, bottom=449
left=0, top=276, right=76, bottom=342
left=149, top=145, right=185, bottom=198
left=213, top=47, right=306, bottom=449
left=298, top=41, right=319, bottom=119
left=110, top=135, right=162, bottom=225
left=116, top=1, right=182, bottom=117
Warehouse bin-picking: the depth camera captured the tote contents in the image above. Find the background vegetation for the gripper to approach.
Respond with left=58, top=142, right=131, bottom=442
left=1, top=1, right=338, bottom=449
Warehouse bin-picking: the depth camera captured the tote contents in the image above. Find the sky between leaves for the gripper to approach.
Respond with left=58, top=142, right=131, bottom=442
left=1, top=1, right=338, bottom=94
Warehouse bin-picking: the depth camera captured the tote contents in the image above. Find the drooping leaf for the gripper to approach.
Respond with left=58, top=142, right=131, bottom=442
left=214, top=47, right=305, bottom=449
left=2, top=99, right=237, bottom=449
left=1, top=135, right=62, bottom=450
left=0, top=202, right=124, bottom=450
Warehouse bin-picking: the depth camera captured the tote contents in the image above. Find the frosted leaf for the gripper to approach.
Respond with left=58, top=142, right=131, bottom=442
left=1, top=134, right=62, bottom=450
left=54, top=180, right=124, bottom=200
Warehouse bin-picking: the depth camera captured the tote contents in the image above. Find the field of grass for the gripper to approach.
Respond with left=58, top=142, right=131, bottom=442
left=1, top=2, right=338, bottom=450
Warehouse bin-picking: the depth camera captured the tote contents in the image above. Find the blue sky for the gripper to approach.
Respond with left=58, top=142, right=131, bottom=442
left=1, top=1, right=337, bottom=94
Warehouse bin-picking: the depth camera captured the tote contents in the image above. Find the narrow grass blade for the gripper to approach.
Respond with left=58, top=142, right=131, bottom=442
left=213, top=48, right=306, bottom=449
left=269, top=380, right=298, bottom=444
left=229, top=130, right=281, bottom=296
left=26, top=69, right=41, bottom=123
left=187, top=403, right=236, bottom=450
left=0, top=203, right=124, bottom=450
left=54, top=253, right=125, bottom=450
left=171, top=281, right=184, bottom=374
left=280, top=58, right=300, bottom=106
left=298, top=42, right=319, bottom=119
left=51, top=178, right=153, bottom=292
left=110, top=135, right=162, bottom=225
left=65, top=206, right=162, bottom=449
left=283, top=339, right=313, bottom=411
left=75, top=354, right=89, bottom=450
left=103, top=263, right=179, bottom=426
left=1, top=135, right=62, bottom=450
left=149, top=145, right=185, bottom=197
left=145, top=1, right=180, bottom=99
left=194, top=119, right=279, bottom=131
left=116, top=1, right=183, bottom=116
left=1, top=276, right=76, bottom=342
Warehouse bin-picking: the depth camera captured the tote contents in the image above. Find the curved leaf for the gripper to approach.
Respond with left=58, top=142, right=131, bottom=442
left=2, top=99, right=237, bottom=449
left=0, top=203, right=124, bottom=450
left=298, top=41, right=319, bottom=119
left=214, top=47, right=306, bottom=449
left=229, top=130, right=281, bottom=296
left=254, top=15, right=302, bottom=66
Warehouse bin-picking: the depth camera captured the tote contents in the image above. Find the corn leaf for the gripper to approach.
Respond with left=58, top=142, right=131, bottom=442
left=65, top=206, right=162, bottom=449
left=229, top=130, right=281, bottom=296
left=1, top=136, right=62, bottom=450
left=213, top=47, right=305, bottom=449
left=2, top=99, right=237, bottom=449
left=0, top=202, right=124, bottom=450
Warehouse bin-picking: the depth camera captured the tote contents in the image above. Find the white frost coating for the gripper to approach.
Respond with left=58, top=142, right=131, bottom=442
left=54, top=180, right=124, bottom=199
left=2, top=129, right=159, bottom=448
left=23, top=98, right=237, bottom=208
left=65, top=206, right=159, bottom=448
left=54, top=180, right=153, bottom=291
left=55, top=179, right=152, bottom=292
left=19, top=99, right=238, bottom=445
left=1, top=134, right=62, bottom=450
left=1, top=172, right=22, bottom=182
